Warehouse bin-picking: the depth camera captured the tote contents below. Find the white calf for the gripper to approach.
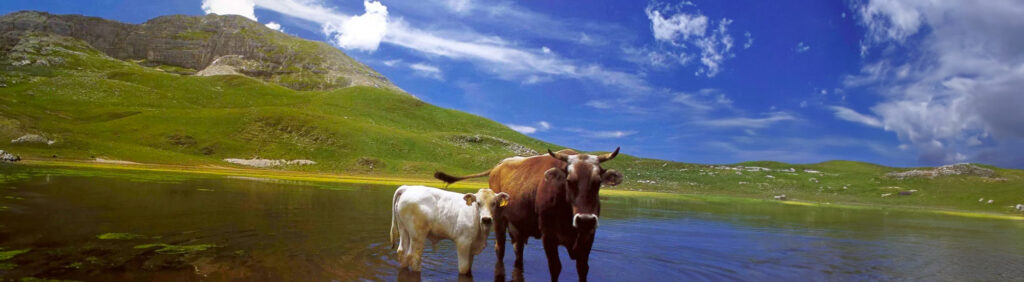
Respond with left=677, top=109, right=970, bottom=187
left=390, top=185, right=509, bottom=274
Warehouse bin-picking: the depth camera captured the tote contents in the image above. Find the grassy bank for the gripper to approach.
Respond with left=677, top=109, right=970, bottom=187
left=8, top=159, right=1023, bottom=221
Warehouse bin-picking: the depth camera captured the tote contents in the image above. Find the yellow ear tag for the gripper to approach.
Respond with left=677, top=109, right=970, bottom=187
left=499, top=198, right=509, bottom=207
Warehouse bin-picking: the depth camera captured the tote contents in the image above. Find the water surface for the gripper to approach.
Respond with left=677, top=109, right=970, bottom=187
left=1, top=165, right=1022, bottom=281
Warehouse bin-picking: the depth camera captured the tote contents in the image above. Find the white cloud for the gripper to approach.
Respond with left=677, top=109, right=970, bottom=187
left=646, top=6, right=708, bottom=43
left=743, top=31, right=753, bottom=49
left=382, top=59, right=401, bottom=67
left=642, top=2, right=738, bottom=77
left=201, top=0, right=257, bottom=21
left=697, top=112, right=797, bottom=128
left=848, top=0, right=1024, bottom=166
left=541, top=46, right=552, bottom=54
left=795, top=41, right=810, bottom=53
left=829, top=106, right=883, bottom=128
left=508, top=121, right=551, bottom=134
left=671, top=88, right=732, bottom=111
left=567, top=128, right=637, bottom=139
left=265, top=21, right=282, bottom=31
left=585, top=100, right=613, bottom=109
left=216, top=0, right=652, bottom=94
left=321, top=0, right=388, bottom=52
left=409, top=63, right=443, bottom=80
left=538, top=121, right=552, bottom=130
left=508, top=124, right=538, bottom=134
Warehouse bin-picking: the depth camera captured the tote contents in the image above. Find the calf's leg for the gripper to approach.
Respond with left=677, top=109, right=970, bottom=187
left=456, top=241, right=474, bottom=275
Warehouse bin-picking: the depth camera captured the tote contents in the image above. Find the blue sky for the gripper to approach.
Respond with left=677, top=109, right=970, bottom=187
left=5, top=0, right=1024, bottom=168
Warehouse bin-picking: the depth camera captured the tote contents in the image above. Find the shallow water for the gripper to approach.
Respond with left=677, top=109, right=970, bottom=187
left=1, top=165, right=1023, bottom=281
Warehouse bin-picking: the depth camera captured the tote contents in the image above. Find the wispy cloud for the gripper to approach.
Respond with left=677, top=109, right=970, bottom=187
left=566, top=128, right=637, bottom=139
left=204, top=0, right=652, bottom=94
left=829, top=106, right=882, bottom=128
left=408, top=63, right=443, bottom=80
left=795, top=41, right=810, bottom=53
left=696, top=112, right=797, bottom=128
left=508, top=124, right=538, bottom=134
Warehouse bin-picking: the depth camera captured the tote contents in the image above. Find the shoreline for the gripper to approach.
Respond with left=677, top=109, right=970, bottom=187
left=9, top=159, right=1024, bottom=221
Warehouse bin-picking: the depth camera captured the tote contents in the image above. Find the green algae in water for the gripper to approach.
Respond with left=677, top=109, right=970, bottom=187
left=133, top=243, right=216, bottom=254
left=0, top=248, right=30, bottom=260
left=96, top=233, right=146, bottom=240
left=196, top=188, right=215, bottom=192
left=4, top=196, right=24, bottom=200
left=0, top=262, right=15, bottom=270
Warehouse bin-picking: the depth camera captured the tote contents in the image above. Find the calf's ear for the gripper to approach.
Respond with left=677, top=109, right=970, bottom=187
left=497, top=192, right=510, bottom=207
left=463, top=193, right=477, bottom=206
left=601, top=169, right=623, bottom=186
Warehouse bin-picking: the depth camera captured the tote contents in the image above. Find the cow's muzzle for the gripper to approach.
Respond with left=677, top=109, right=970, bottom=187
left=572, top=213, right=599, bottom=230
left=481, top=217, right=493, bottom=225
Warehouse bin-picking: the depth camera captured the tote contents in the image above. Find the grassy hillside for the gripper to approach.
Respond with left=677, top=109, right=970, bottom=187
left=0, top=32, right=558, bottom=176
left=0, top=23, right=1022, bottom=216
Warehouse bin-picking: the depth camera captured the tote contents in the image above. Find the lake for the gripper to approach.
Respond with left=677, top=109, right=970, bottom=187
left=1, top=165, right=1023, bottom=281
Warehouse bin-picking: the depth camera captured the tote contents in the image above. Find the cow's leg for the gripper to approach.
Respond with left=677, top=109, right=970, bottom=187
left=494, top=217, right=507, bottom=264
left=542, top=234, right=561, bottom=282
left=575, top=237, right=594, bottom=282
left=456, top=240, right=473, bottom=275
left=512, top=236, right=527, bottom=269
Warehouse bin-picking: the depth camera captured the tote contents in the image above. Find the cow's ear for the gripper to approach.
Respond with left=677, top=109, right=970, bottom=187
left=497, top=192, right=510, bottom=207
left=601, top=169, right=623, bottom=186
left=463, top=193, right=477, bottom=206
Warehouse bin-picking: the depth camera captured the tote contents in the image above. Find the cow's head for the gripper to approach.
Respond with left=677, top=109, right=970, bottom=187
left=463, top=188, right=510, bottom=227
left=548, top=147, right=623, bottom=231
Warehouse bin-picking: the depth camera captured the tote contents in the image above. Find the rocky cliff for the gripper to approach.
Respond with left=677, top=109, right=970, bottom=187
left=0, top=11, right=401, bottom=92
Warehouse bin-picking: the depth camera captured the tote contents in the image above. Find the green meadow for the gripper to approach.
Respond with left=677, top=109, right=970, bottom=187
left=1, top=32, right=1022, bottom=216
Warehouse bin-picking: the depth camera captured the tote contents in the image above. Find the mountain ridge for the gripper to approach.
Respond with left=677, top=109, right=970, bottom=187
left=0, top=10, right=401, bottom=92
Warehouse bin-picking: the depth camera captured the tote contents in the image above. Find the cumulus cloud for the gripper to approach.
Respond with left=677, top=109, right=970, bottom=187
left=409, top=63, right=443, bottom=80
left=643, top=1, right=738, bottom=77
left=264, top=21, right=282, bottom=31
left=321, top=0, right=388, bottom=51
left=646, top=6, right=708, bottom=43
left=201, top=0, right=257, bottom=21
left=841, top=0, right=1024, bottom=166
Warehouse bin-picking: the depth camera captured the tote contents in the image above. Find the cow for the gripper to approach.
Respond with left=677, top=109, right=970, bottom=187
left=390, top=185, right=510, bottom=275
left=434, top=148, right=623, bottom=281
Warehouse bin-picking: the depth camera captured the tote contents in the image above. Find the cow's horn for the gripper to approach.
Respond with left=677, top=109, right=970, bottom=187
left=548, top=149, right=569, bottom=162
left=598, top=147, right=620, bottom=163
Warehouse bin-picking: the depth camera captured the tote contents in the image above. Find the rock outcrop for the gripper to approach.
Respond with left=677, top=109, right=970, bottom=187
left=0, top=149, right=20, bottom=162
left=886, top=163, right=996, bottom=179
left=0, top=11, right=402, bottom=92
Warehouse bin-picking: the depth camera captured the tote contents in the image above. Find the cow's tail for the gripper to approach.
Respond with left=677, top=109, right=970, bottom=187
left=434, top=169, right=492, bottom=186
left=390, top=186, right=405, bottom=249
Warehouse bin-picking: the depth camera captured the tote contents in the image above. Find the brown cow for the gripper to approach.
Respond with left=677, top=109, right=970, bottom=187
left=434, top=148, right=623, bottom=281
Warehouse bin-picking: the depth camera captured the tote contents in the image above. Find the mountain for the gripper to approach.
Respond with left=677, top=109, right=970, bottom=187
left=1, top=11, right=1021, bottom=215
left=0, top=11, right=399, bottom=92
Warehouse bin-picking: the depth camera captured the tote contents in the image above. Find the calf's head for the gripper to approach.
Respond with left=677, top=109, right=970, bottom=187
left=548, top=147, right=624, bottom=231
left=463, top=188, right=510, bottom=226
